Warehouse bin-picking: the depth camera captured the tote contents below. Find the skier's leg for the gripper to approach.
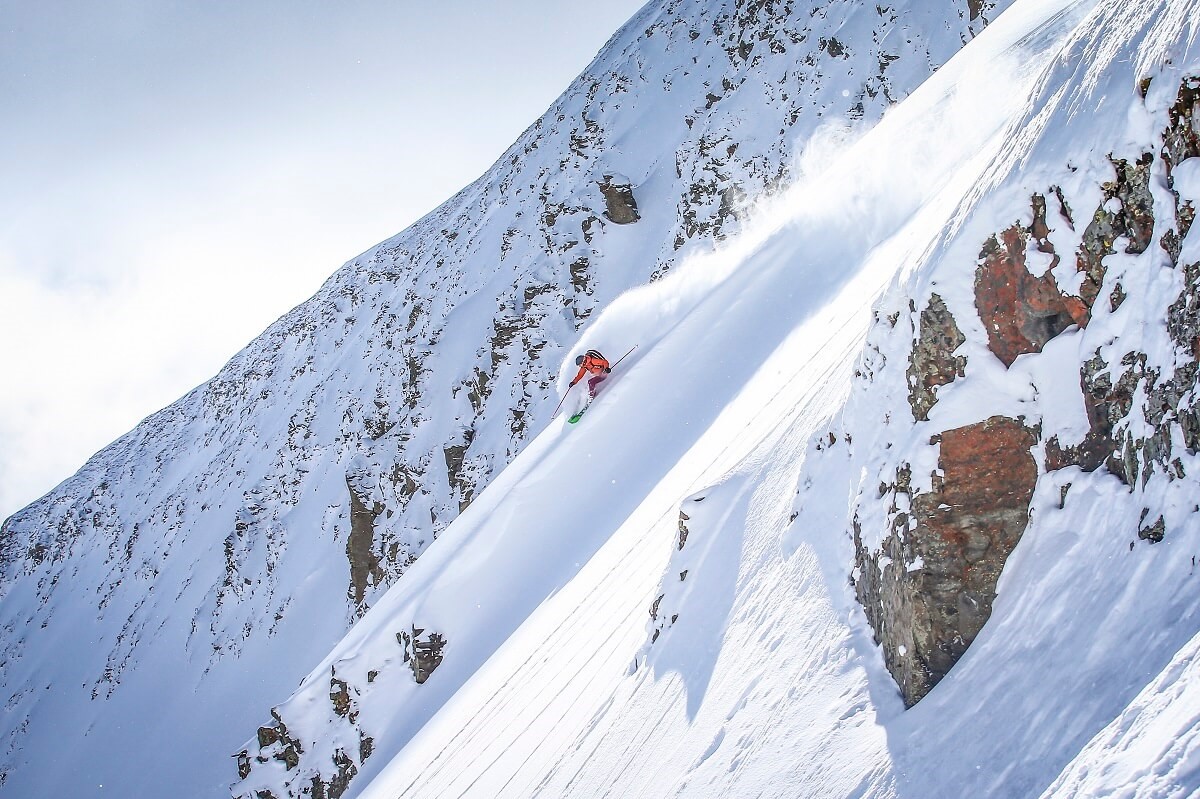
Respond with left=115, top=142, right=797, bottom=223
left=587, top=374, right=607, bottom=397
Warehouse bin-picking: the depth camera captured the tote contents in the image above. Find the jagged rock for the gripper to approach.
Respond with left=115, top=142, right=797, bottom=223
left=967, top=0, right=994, bottom=21
left=345, top=474, right=385, bottom=607
left=256, top=725, right=280, bottom=748
left=398, top=626, right=446, bottom=684
left=275, top=743, right=300, bottom=771
left=236, top=750, right=252, bottom=780
left=974, top=196, right=1087, bottom=367
left=598, top=174, right=640, bottom=224
left=907, top=293, right=967, bottom=420
left=443, top=428, right=477, bottom=513
left=1076, top=154, right=1155, bottom=310
left=310, top=749, right=357, bottom=799
left=855, top=416, right=1038, bottom=707
left=677, top=510, right=691, bottom=550
left=1139, top=510, right=1166, bottom=543
left=1049, top=252, right=1200, bottom=492
left=1162, top=75, right=1200, bottom=175
left=329, top=676, right=352, bottom=718
left=1045, top=351, right=1138, bottom=477
left=359, top=734, right=374, bottom=763
left=1159, top=76, right=1199, bottom=245
left=1170, top=260, right=1200, bottom=361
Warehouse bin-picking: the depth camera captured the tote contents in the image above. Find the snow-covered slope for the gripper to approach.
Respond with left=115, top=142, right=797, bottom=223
left=232, top=0, right=1200, bottom=797
left=0, top=2, right=1001, bottom=797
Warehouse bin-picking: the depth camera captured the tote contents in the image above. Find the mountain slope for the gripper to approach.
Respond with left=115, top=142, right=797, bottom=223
left=0, top=2, right=1000, bottom=797
left=234, top=0, right=1200, bottom=797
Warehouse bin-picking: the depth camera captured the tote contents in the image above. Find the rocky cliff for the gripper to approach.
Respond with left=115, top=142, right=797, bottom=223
left=848, top=64, right=1200, bottom=706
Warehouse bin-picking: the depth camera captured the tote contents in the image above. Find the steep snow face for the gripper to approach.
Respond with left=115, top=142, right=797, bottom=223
left=231, top=0, right=1200, bottom=797
left=0, top=1, right=999, bottom=797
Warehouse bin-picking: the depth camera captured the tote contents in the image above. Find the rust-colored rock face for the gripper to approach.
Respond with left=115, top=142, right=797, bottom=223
left=855, top=416, right=1037, bottom=707
left=974, top=206, right=1087, bottom=367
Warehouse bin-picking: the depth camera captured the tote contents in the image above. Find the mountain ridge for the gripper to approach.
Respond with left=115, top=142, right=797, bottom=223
left=0, top=2, right=1001, bottom=796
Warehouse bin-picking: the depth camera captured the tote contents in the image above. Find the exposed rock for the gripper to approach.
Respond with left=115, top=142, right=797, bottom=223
left=345, top=474, right=385, bottom=607
left=397, top=626, right=446, bottom=684
left=1162, top=76, right=1200, bottom=175
left=1109, top=281, right=1127, bottom=312
left=359, top=734, right=374, bottom=763
left=245, top=713, right=305, bottom=778
left=907, top=293, right=967, bottom=421
left=967, top=0, right=993, bottom=21
left=1048, top=251, right=1200, bottom=489
left=855, top=416, right=1038, bottom=706
left=598, top=174, right=640, bottom=224
left=1076, top=154, right=1155, bottom=310
left=443, top=428, right=477, bottom=513
left=236, top=750, right=252, bottom=780
left=1045, top=352, right=1136, bottom=477
left=1170, top=260, right=1200, bottom=363
left=329, top=675, right=352, bottom=719
left=974, top=198, right=1087, bottom=366
left=1163, top=228, right=1184, bottom=267
left=1139, top=510, right=1166, bottom=544
left=310, top=749, right=357, bottom=799
left=677, top=510, right=691, bottom=550
left=256, top=725, right=280, bottom=748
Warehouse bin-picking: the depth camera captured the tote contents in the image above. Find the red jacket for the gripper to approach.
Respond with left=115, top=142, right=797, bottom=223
left=570, top=350, right=610, bottom=385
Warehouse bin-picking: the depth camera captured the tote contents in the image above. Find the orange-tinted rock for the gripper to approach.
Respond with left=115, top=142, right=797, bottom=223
left=855, top=416, right=1038, bottom=706
left=974, top=199, right=1087, bottom=367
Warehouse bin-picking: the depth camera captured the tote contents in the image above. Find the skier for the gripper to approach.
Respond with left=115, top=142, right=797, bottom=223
left=570, top=349, right=611, bottom=398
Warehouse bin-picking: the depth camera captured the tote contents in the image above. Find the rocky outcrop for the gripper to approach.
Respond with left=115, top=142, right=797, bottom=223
left=857, top=74, right=1200, bottom=711
left=974, top=194, right=1087, bottom=367
left=975, top=154, right=1157, bottom=369
left=1162, top=76, right=1200, bottom=175
left=907, top=294, right=967, bottom=420
left=1076, top=154, right=1155, bottom=310
left=854, top=416, right=1038, bottom=706
left=597, top=174, right=640, bottom=224
left=398, top=625, right=446, bottom=684
left=345, top=473, right=385, bottom=607
left=236, top=670, right=374, bottom=799
left=647, top=495, right=706, bottom=646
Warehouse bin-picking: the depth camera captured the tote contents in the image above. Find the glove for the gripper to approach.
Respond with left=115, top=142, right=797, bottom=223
left=604, top=367, right=611, bottom=373
left=569, top=379, right=578, bottom=387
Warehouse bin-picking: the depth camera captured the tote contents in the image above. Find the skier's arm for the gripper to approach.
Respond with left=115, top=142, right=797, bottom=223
left=569, top=365, right=587, bottom=386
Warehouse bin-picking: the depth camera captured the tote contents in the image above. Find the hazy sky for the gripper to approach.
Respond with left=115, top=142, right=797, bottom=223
left=0, top=1, right=646, bottom=521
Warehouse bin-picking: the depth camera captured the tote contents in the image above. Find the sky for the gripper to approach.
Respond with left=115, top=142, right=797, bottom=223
left=0, top=0, right=647, bottom=522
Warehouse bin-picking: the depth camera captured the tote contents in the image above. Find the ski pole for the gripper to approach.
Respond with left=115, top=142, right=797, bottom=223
left=550, top=382, right=575, bottom=419
left=611, top=344, right=638, bottom=370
